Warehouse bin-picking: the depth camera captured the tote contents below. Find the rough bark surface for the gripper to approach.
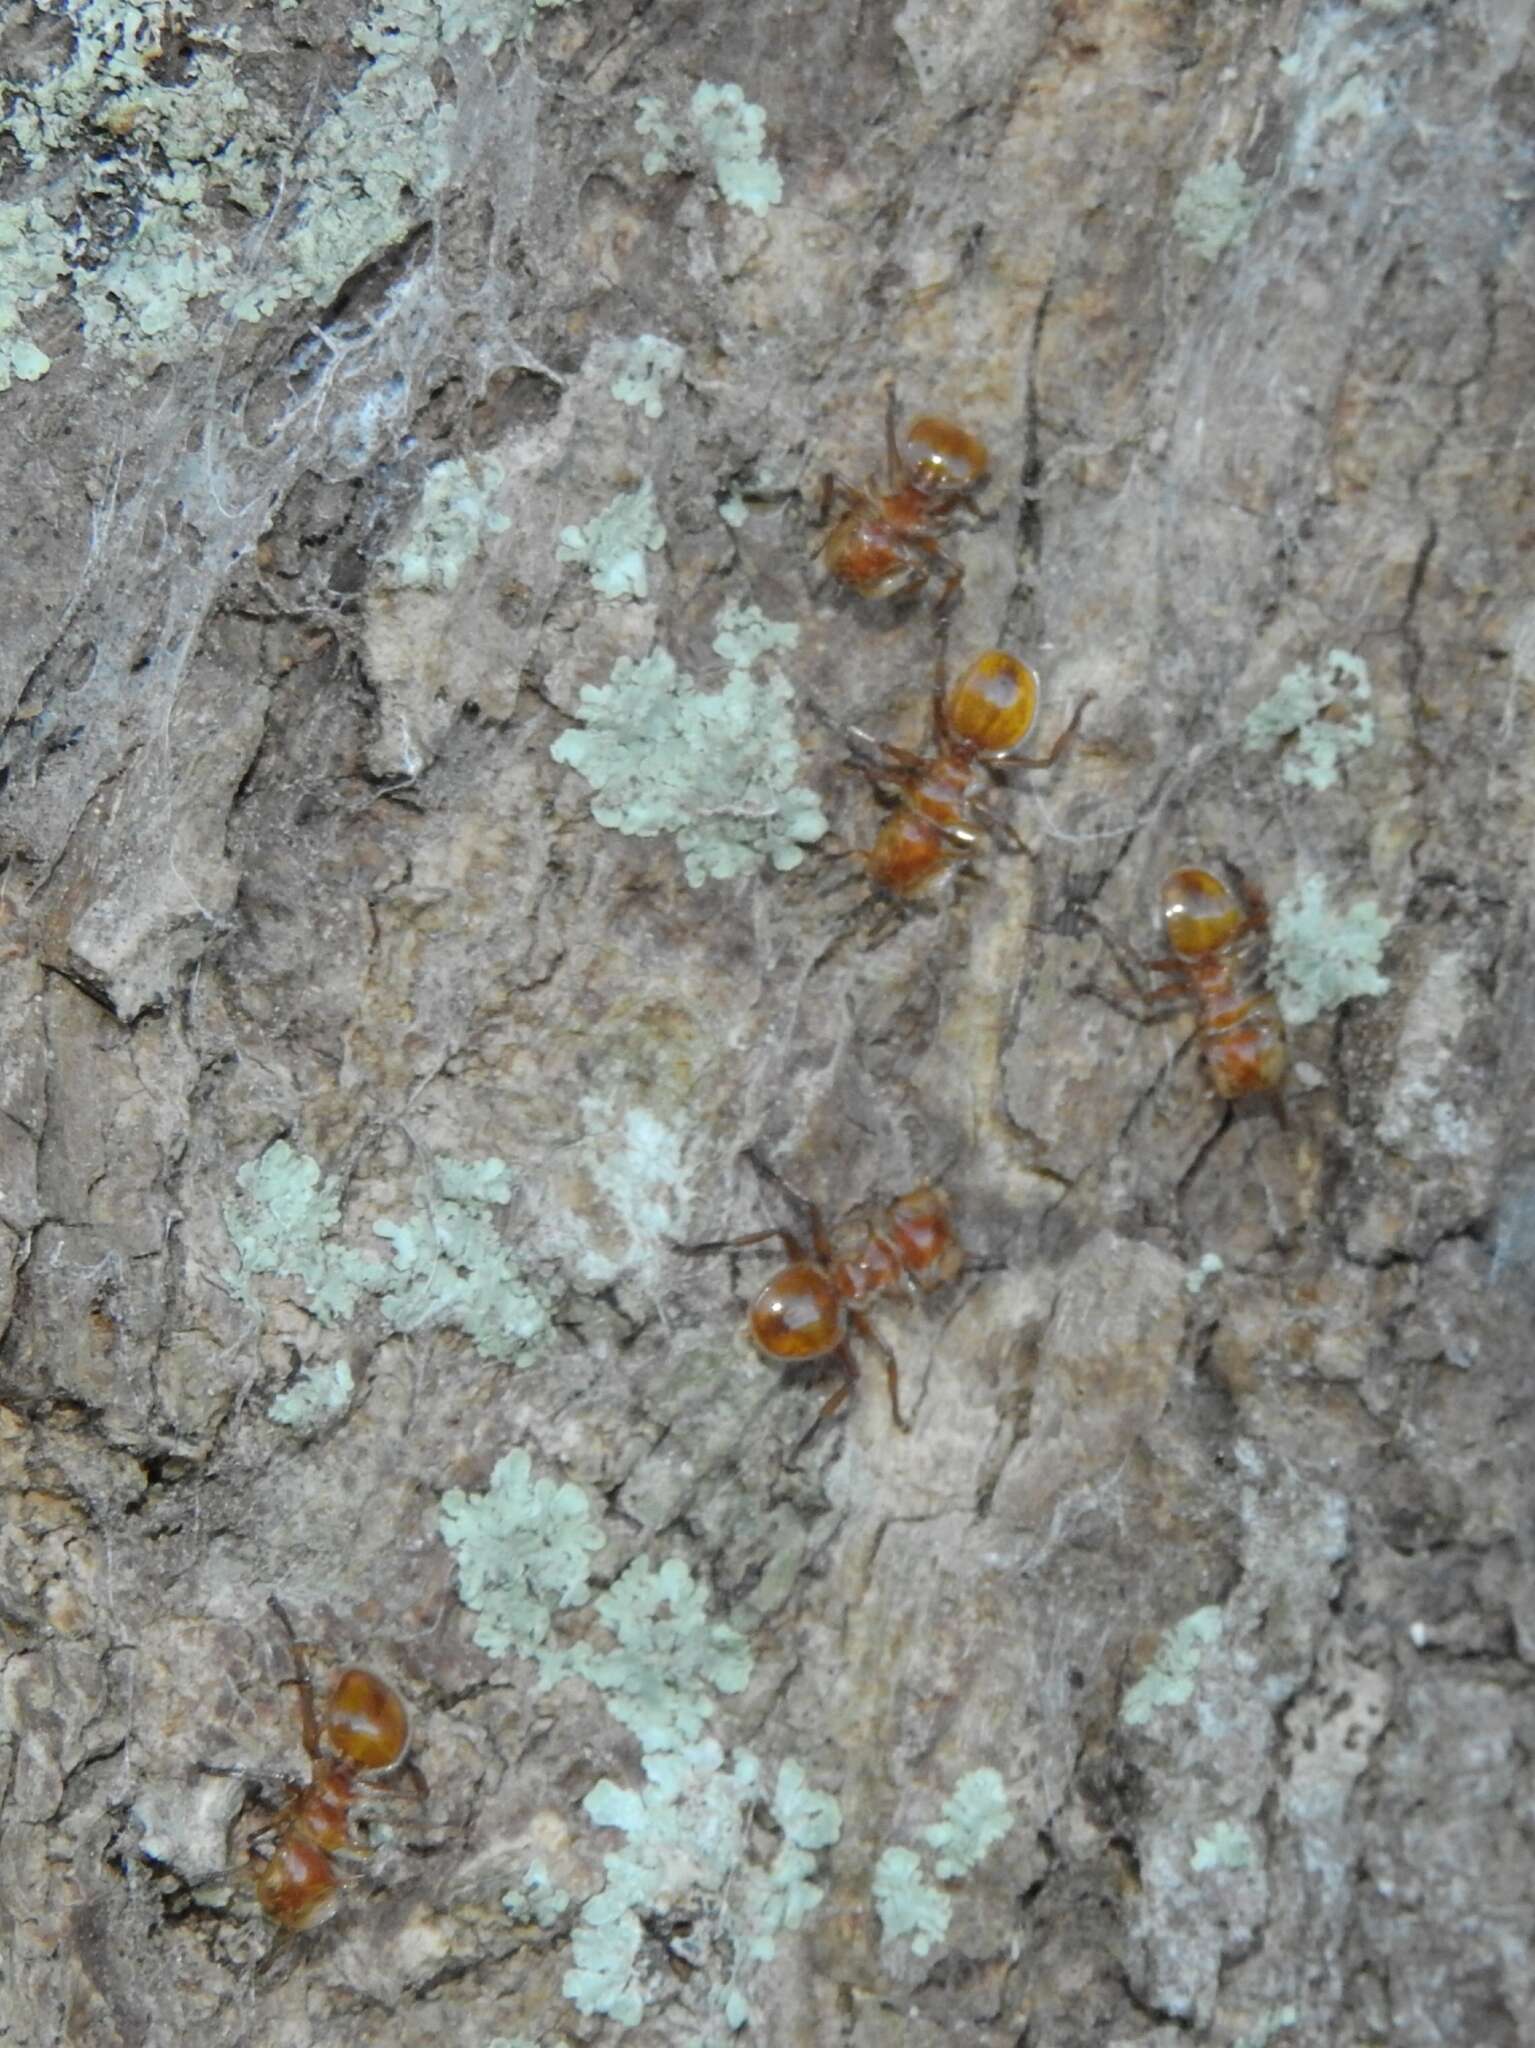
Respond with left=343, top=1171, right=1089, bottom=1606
left=1, top=2, right=1532, bottom=2045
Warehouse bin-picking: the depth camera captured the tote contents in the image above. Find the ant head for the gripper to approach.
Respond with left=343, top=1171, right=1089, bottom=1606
left=1161, top=865, right=1245, bottom=957
left=748, top=1264, right=846, bottom=1362
left=904, top=416, right=988, bottom=496
left=942, top=650, right=1039, bottom=755
left=326, top=1668, right=410, bottom=1773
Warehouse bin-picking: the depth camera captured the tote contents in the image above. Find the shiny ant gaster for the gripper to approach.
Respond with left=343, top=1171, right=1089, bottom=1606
left=683, top=1159, right=965, bottom=1460
left=250, top=1598, right=423, bottom=1931
left=1094, top=864, right=1288, bottom=1104
left=819, top=388, right=989, bottom=610
left=846, top=648, right=1092, bottom=899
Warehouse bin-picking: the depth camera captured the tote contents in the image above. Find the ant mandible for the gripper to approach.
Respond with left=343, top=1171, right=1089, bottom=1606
left=1093, top=864, right=1288, bottom=1105
left=682, top=1157, right=965, bottom=1461
left=846, top=647, right=1093, bottom=899
left=249, top=1598, right=423, bottom=1932
left=819, top=386, right=989, bottom=610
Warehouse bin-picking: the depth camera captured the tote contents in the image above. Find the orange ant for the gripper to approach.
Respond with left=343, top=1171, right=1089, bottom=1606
left=819, top=387, right=989, bottom=610
left=842, top=647, right=1093, bottom=900
left=248, top=1598, right=423, bottom=1932
left=1092, top=864, right=1288, bottom=1104
left=682, top=1156, right=965, bottom=1460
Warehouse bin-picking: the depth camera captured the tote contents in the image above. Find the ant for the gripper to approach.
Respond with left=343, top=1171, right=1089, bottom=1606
left=843, top=647, right=1093, bottom=900
left=681, top=1156, right=965, bottom=1461
left=1091, top=864, right=1288, bottom=1105
left=248, top=1598, right=423, bottom=1932
left=819, top=386, right=989, bottom=610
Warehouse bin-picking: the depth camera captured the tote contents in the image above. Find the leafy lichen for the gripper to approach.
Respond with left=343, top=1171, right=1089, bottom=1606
left=502, top=1856, right=572, bottom=1928
left=1242, top=649, right=1375, bottom=790
left=372, top=1159, right=548, bottom=1363
left=634, top=82, right=783, bottom=214
left=1172, top=159, right=1261, bottom=261
left=872, top=1845, right=951, bottom=1955
left=0, top=202, right=69, bottom=389
left=566, top=1741, right=840, bottom=2030
left=1, top=0, right=580, bottom=376
left=222, top=1143, right=548, bottom=1363
left=1269, top=876, right=1393, bottom=1027
left=549, top=632, right=827, bottom=886
left=1121, top=1605, right=1225, bottom=1727
left=267, top=1357, right=354, bottom=1431
left=571, top=1557, right=753, bottom=1752
left=689, top=83, right=784, bottom=215
left=438, top=1448, right=608, bottom=1660
left=607, top=334, right=685, bottom=420
left=377, top=457, right=511, bottom=592
left=557, top=480, right=666, bottom=599
left=922, top=1768, right=1013, bottom=1879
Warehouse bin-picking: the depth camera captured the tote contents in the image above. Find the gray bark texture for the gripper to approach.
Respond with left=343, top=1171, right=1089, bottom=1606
left=1, top=1, right=1533, bottom=2044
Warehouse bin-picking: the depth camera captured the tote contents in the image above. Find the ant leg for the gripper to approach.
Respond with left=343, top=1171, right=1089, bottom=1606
left=820, top=472, right=869, bottom=524
left=268, top=1598, right=323, bottom=1760
left=1080, top=978, right=1186, bottom=1024
left=849, top=1312, right=908, bottom=1432
left=675, top=1225, right=805, bottom=1259
left=1072, top=908, right=1167, bottom=1001
left=969, top=799, right=1029, bottom=853
left=343, top=1758, right=432, bottom=1810
left=992, top=692, right=1096, bottom=772
left=845, top=730, right=929, bottom=781
left=884, top=381, right=904, bottom=488
left=743, top=1150, right=829, bottom=1253
left=787, top=1357, right=858, bottom=1467
left=932, top=547, right=964, bottom=612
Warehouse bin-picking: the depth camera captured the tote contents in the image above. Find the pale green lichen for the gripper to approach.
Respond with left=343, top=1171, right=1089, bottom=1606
left=873, top=1766, right=1011, bottom=1955
left=872, top=1845, right=951, bottom=1956
left=922, top=1768, right=1013, bottom=1879
left=221, top=1141, right=378, bottom=1322
left=1172, top=160, right=1261, bottom=261
left=710, top=601, right=799, bottom=671
left=1185, top=1252, right=1225, bottom=1296
left=635, top=83, right=783, bottom=214
left=557, top=480, right=666, bottom=599
left=1191, top=1819, right=1257, bottom=1872
left=634, top=95, right=685, bottom=174
left=438, top=1454, right=750, bottom=1747
left=378, top=457, right=511, bottom=592
left=571, top=1558, right=753, bottom=1752
left=1233, top=2007, right=1300, bottom=2048
left=0, top=202, right=69, bottom=390
left=222, top=1143, right=548, bottom=1363
left=608, top=334, right=685, bottom=419
left=502, top=1857, right=571, bottom=1928
left=268, top=1357, right=354, bottom=1430
left=373, top=1159, right=548, bottom=1361
left=437, top=1444, right=848, bottom=2033
left=565, top=1741, right=840, bottom=2030
left=1269, top=876, right=1393, bottom=1027
left=550, top=618, right=826, bottom=885
left=2, top=0, right=579, bottom=377
left=1121, top=1605, right=1224, bottom=1727
left=689, top=83, right=783, bottom=215
left=579, top=1098, right=691, bottom=1283
left=718, top=491, right=750, bottom=529
left=438, top=1448, right=607, bottom=1659
left=1242, top=649, right=1375, bottom=790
